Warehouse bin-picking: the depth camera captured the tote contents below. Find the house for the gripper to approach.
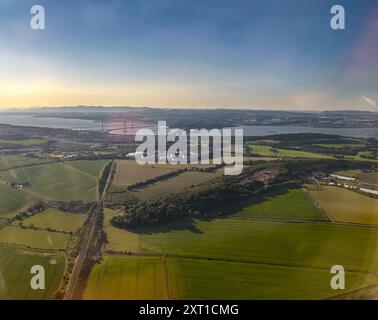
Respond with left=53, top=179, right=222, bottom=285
left=10, top=182, right=31, bottom=190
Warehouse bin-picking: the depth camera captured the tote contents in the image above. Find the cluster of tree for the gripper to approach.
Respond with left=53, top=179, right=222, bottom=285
left=246, top=133, right=372, bottom=157
left=111, top=162, right=273, bottom=229
left=17, top=222, right=72, bottom=234
left=110, top=158, right=375, bottom=229
left=360, top=151, right=378, bottom=160
left=270, top=159, right=373, bottom=184
left=12, top=200, right=93, bottom=225
left=13, top=201, right=47, bottom=221
left=98, top=160, right=113, bottom=197
left=110, top=179, right=265, bottom=229
left=104, top=186, right=139, bottom=208
left=47, top=200, right=93, bottom=213
left=87, top=205, right=108, bottom=258
left=108, top=161, right=117, bottom=185
left=127, top=169, right=186, bottom=190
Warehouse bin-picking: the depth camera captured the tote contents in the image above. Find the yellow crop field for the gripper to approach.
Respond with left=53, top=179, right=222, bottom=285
left=309, top=186, right=378, bottom=225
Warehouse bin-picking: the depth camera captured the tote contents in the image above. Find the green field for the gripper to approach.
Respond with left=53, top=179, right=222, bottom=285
left=0, top=161, right=107, bottom=202
left=97, top=216, right=378, bottom=299
left=0, top=226, right=70, bottom=250
left=0, top=155, right=49, bottom=171
left=346, top=152, right=378, bottom=163
left=133, top=170, right=224, bottom=200
left=104, top=208, right=140, bottom=252
left=0, top=244, right=65, bottom=299
left=253, top=139, right=279, bottom=145
left=117, top=218, right=378, bottom=272
left=248, top=144, right=331, bottom=159
left=113, top=160, right=216, bottom=187
left=0, top=183, right=37, bottom=218
left=61, top=160, right=109, bottom=178
left=0, top=218, right=7, bottom=227
left=15, top=208, right=86, bottom=233
left=309, top=186, right=378, bottom=225
left=313, top=143, right=363, bottom=149
left=167, top=257, right=377, bottom=300
left=225, top=188, right=327, bottom=221
left=0, top=139, right=46, bottom=146
left=84, top=255, right=165, bottom=300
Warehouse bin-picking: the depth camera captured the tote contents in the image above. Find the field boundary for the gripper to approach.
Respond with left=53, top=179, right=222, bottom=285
left=0, top=159, right=54, bottom=173
left=105, top=251, right=374, bottom=274
left=302, top=187, right=334, bottom=222
left=59, top=162, right=98, bottom=181
left=161, top=254, right=170, bottom=300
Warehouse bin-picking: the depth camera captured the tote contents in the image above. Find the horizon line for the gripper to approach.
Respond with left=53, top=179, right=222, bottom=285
left=1, top=105, right=376, bottom=113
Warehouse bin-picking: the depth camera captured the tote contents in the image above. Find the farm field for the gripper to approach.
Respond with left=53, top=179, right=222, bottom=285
left=0, top=139, right=46, bottom=146
left=113, top=160, right=180, bottom=187
left=94, top=214, right=378, bottom=299
left=334, top=169, right=362, bottom=177
left=84, top=255, right=165, bottom=300
left=61, top=160, right=109, bottom=178
left=113, top=160, right=216, bottom=187
left=248, top=144, right=331, bottom=159
left=347, top=152, right=378, bottom=163
left=104, top=208, right=140, bottom=252
left=15, top=208, right=86, bottom=233
left=0, top=161, right=106, bottom=202
left=0, top=244, right=65, bottom=299
left=0, top=183, right=37, bottom=218
left=357, top=171, right=378, bottom=184
left=0, top=155, right=49, bottom=171
left=253, top=139, right=279, bottom=145
left=0, top=218, right=7, bottom=227
left=357, top=171, right=378, bottom=190
left=226, top=188, right=327, bottom=221
left=0, top=226, right=70, bottom=250
left=166, top=257, right=377, bottom=300
left=117, top=218, right=378, bottom=272
left=308, top=186, right=378, bottom=225
left=133, top=169, right=224, bottom=200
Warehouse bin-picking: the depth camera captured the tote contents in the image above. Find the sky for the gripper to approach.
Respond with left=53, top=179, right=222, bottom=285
left=0, top=0, right=377, bottom=110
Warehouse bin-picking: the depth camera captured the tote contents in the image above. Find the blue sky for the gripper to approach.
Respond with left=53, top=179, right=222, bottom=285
left=0, top=0, right=376, bottom=109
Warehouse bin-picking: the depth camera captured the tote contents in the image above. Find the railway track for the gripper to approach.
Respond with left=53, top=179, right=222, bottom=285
left=63, top=161, right=114, bottom=300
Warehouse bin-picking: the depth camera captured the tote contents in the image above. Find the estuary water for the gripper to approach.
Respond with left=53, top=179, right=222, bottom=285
left=0, top=114, right=376, bottom=139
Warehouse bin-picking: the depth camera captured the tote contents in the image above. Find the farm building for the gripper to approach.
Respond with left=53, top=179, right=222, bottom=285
left=126, top=152, right=144, bottom=159
left=360, top=188, right=378, bottom=196
left=10, top=182, right=31, bottom=189
left=330, top=174, right=356, bottom=181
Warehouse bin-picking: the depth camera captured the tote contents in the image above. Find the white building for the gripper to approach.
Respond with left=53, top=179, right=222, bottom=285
left=330, top=174, right=356, bottom=181
left=360, top=188, right=378, bottom=196
left=126, top=152, right=144, bottom=159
